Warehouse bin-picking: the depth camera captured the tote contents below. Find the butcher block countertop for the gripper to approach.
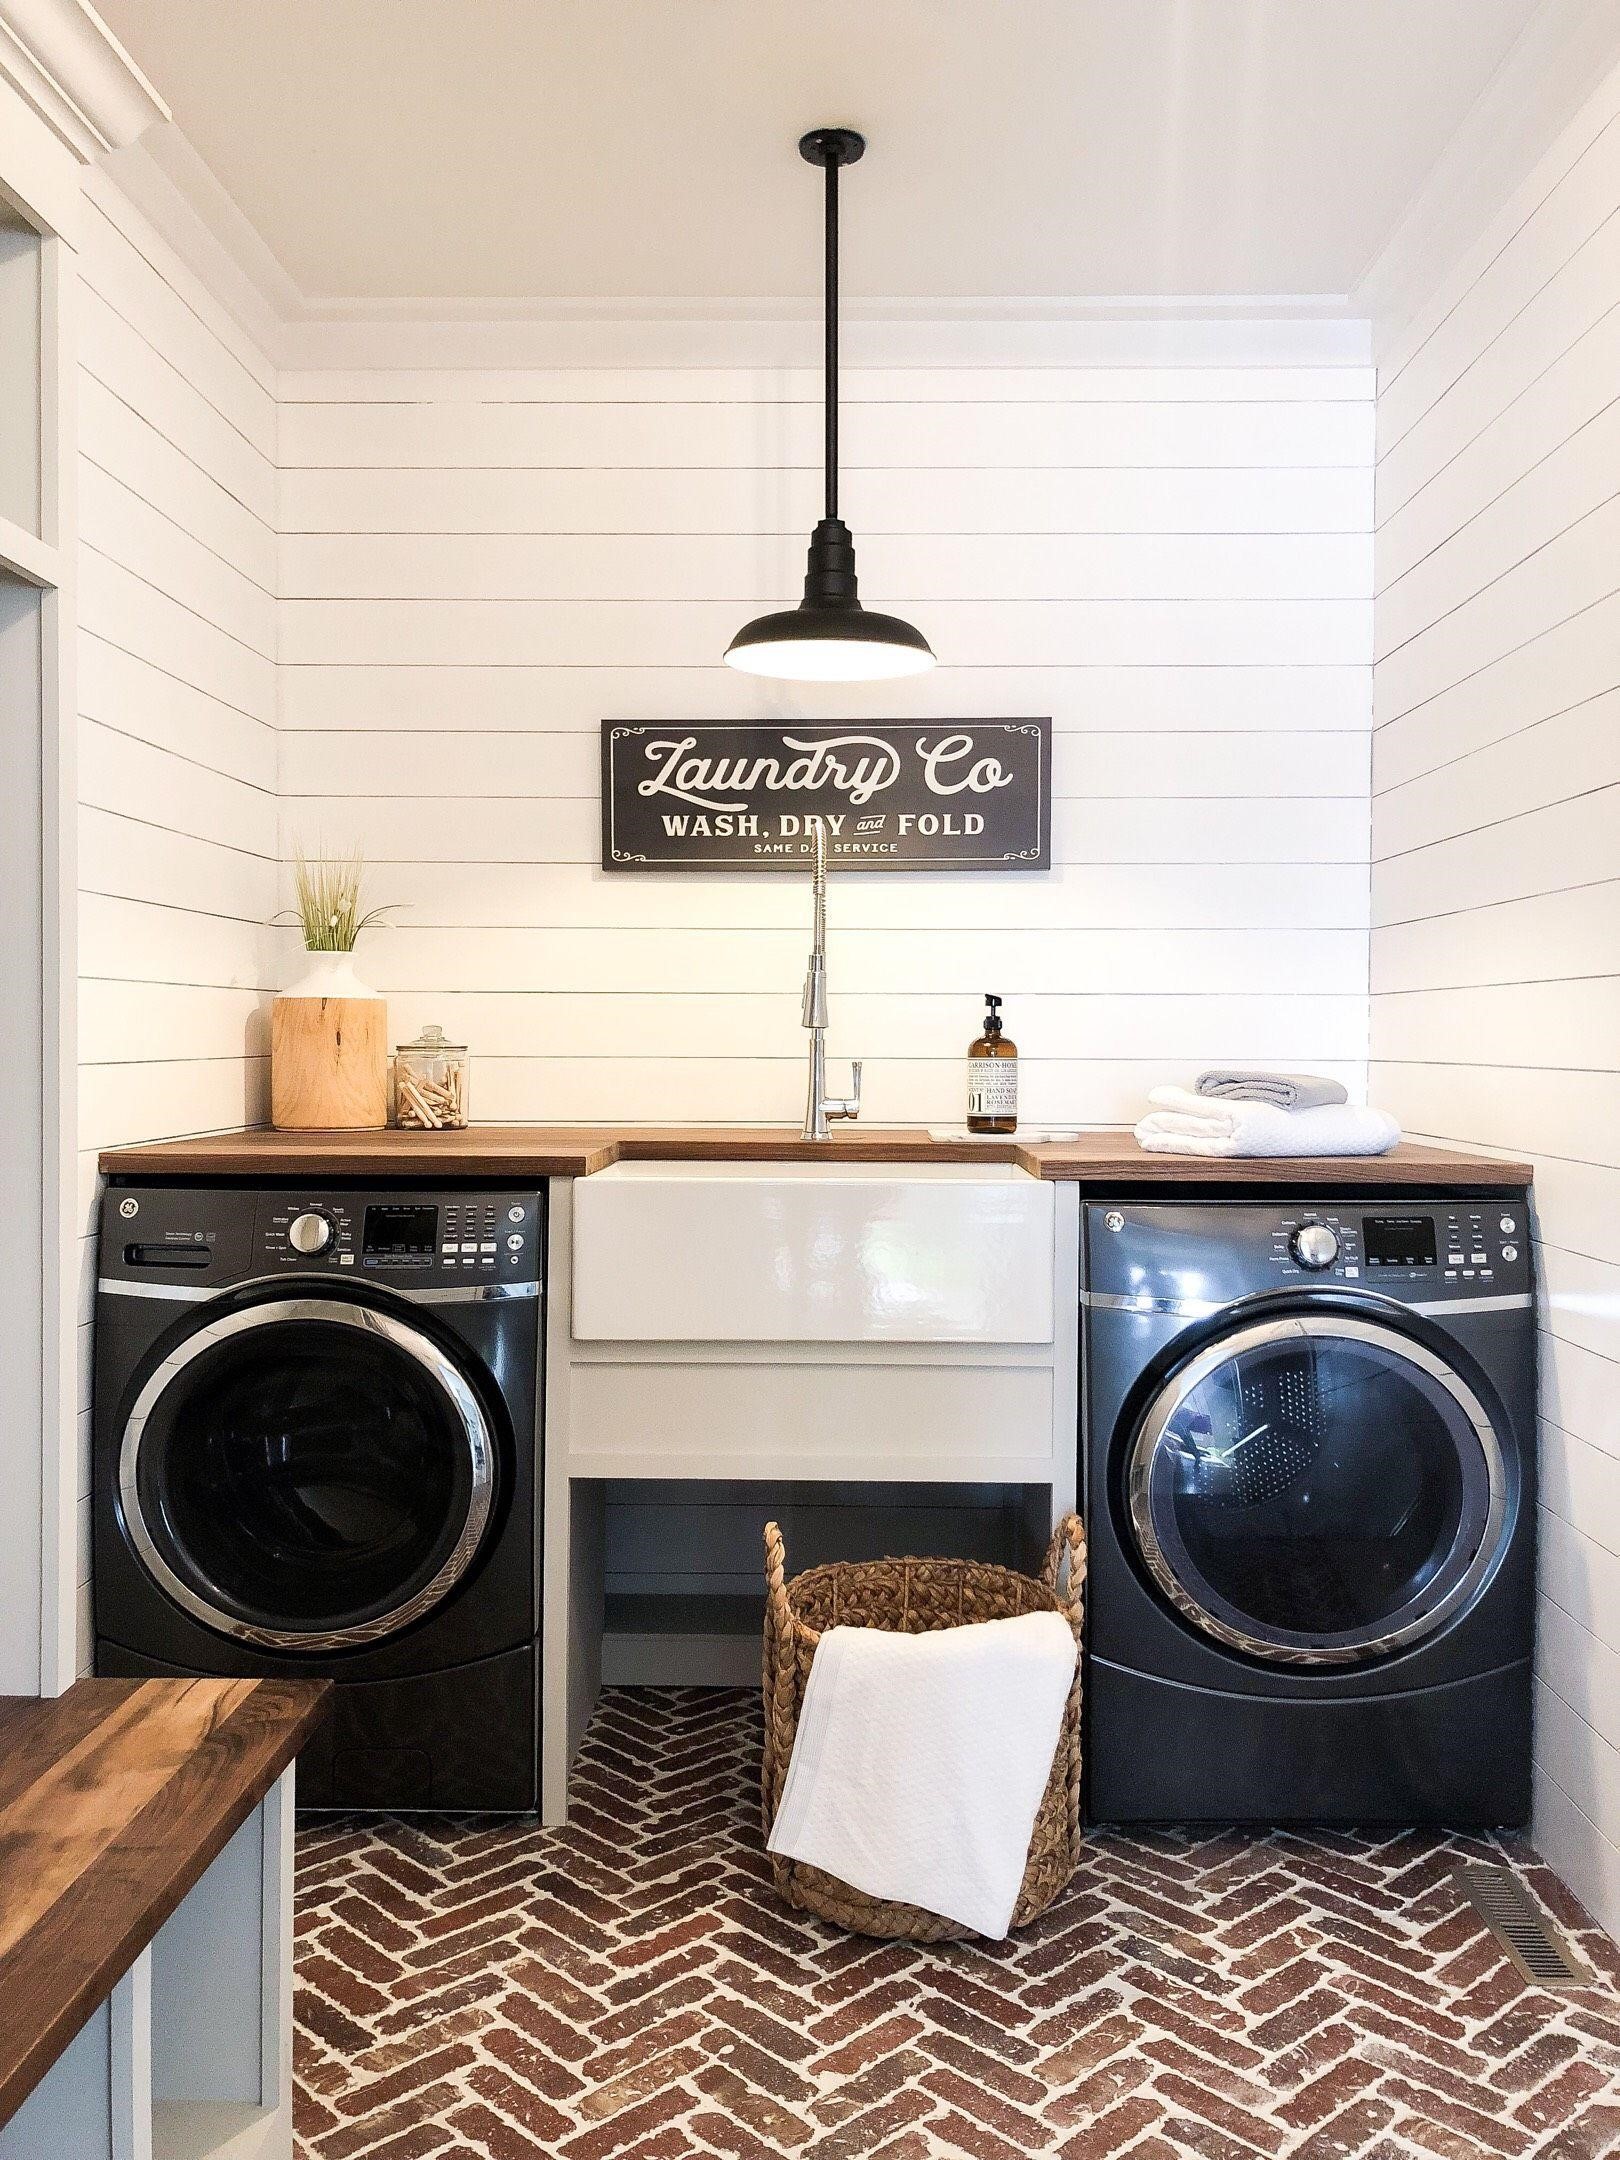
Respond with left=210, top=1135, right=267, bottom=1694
left=100, top=1124, right=1531, bottom=1187
left=0, top=1677, right=329, bottom=2126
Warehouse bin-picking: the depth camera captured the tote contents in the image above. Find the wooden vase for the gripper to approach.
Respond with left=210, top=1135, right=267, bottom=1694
left=271, top=952, right=387, bottom=1130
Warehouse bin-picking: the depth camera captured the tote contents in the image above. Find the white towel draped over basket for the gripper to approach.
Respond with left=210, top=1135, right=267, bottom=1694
left=767, top=1610, right=1078, bottom=1940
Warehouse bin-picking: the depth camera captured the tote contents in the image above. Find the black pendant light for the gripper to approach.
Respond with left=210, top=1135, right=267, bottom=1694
left=725, top=128, right=935, bottom=682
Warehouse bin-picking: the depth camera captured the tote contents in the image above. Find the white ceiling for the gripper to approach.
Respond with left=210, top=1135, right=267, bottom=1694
left=95, top=0, right=1544, bottom=305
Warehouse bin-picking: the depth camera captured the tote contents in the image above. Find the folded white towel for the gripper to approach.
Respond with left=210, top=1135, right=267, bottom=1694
left=1135, top=1087, right=1401, bottom=1159
left=767, top=1612, right=1077, bottom=1940
left=1195, top=1070, right=1348, bottom=1111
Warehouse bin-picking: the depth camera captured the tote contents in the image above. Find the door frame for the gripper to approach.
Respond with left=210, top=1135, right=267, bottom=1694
left=0, top=7, right=168, bottom=1692
left=0, top=113, right=78, bottom=1696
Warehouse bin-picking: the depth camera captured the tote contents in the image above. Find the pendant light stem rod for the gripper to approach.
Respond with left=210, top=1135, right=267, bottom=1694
left=824, top=154, right=838, bottom=522
left=723, top=126, right=933, bottom=680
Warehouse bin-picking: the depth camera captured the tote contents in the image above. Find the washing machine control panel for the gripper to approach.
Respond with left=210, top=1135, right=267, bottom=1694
left=258, top=1190, right=541, bottom=1283
left=99, top=1186, right=544, bottom=1293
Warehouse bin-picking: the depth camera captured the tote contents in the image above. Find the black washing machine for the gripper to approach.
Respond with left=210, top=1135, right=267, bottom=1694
left=94, top=1182, right=543, bottom=1810
left=1082, top=1194, right=1535, bottom=1825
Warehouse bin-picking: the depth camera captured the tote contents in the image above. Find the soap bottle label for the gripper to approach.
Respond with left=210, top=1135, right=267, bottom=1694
left=967, top=1061, right=1017, bottom=1118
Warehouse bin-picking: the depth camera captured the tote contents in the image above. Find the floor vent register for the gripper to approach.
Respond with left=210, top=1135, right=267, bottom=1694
left=1456, top=1863, right=1590, bottom=1988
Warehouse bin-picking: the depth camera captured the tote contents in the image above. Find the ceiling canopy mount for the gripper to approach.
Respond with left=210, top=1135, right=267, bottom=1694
left=799, top=126, right=865, bottom=169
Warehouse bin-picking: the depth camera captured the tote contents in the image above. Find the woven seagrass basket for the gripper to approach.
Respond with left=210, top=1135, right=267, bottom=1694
left=761, top=1514, right=1087, bottom=1941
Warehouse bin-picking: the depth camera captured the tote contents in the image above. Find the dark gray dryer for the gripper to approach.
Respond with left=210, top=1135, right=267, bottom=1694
left=1081, top=1195, right=1535, bottom=1825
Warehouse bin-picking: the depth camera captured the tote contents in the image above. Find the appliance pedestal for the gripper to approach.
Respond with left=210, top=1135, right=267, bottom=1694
left=1086, top=1654, right=1533, bottom=1825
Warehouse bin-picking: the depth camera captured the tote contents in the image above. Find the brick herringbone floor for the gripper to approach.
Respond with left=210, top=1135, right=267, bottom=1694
left=294, top=1687, right=1620, bottom=2160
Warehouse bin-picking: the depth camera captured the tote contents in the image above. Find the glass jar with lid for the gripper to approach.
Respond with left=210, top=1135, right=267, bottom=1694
left=393, top=1023, right=469, bottom=1129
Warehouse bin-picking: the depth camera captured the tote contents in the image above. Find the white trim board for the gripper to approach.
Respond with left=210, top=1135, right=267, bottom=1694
left=100, top=137, right=1373, bottom=372
left=0, top=0, right=166, bottom=164
left=1352, top=0, right=1620, bottom=360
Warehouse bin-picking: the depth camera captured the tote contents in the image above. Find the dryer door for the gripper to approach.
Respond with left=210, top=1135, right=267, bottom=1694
left=1126, top=1313, right=1507, bottom=1666
left=119, top=1298, right=497, bottom=1651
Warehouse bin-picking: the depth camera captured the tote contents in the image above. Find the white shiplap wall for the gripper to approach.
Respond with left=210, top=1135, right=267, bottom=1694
left=75, top=171, right=278, bottom=1665
left=1371, top=65, right=1620, bottom=1931
left=276, top=361, right=1374, bottom=1125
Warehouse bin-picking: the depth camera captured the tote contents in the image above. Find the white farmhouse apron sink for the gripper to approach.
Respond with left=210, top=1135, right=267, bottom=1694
left=570, top=1159, right=1055, bottom=1343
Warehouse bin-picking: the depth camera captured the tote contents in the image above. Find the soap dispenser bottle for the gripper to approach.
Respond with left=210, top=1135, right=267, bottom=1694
left=967, top=993, right=1018, bottom=1134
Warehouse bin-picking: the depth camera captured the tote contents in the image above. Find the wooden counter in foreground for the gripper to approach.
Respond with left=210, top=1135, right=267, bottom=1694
left=0, top=1678, right=328, bottom=2144
left=100, top=1124, right=1532, bottom=1188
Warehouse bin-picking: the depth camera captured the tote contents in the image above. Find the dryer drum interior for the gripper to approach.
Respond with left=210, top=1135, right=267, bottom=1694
left=119, top=1298, right=497, bottom=1652
left=1127, top=1314, right=1508, bottom=1666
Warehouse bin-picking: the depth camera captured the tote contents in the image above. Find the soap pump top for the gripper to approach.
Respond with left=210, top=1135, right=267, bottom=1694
left=983, top=993, right=1003, bottom=1037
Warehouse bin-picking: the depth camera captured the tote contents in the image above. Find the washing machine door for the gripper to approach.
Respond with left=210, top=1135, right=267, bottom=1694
left=119, top=1297, right=497, bottom=1651
left=1126, top=1312, right=1507, bottom=1666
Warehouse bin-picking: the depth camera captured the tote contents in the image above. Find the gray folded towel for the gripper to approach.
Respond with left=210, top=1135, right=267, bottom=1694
left=1195, top=1070, right=1350, bottom=1112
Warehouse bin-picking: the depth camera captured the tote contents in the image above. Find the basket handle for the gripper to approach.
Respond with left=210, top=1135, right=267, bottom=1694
left=764, top=1520, right=794, bottom=1639
left=1042, top=1513, right=1088, bottom=1616
left=762, top=1521, right=800, bottom=1827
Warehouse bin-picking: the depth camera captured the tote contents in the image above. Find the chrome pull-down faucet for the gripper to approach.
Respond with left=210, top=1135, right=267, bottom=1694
left=801, top=822, right=862, bottom=1141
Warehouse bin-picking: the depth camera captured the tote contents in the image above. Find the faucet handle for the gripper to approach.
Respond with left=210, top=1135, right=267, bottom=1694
left=830, top=1059, right=863, bottom=1122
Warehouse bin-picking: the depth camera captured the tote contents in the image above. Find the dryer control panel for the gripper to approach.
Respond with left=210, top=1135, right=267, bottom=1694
left=1087, top=1192, right=1531, bottom=1311
left=1264, top=1202, right=1528, bottom=1294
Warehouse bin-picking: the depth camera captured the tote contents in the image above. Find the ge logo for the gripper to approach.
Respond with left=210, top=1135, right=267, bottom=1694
left=118, top=1198, right=139, bottom=1219
left=1104, top=1210, right=1125, bottom=1233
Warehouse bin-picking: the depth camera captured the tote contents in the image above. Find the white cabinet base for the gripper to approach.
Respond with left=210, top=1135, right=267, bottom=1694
left=0, top=1772, right=295, bottom=2160
left=0, top=1961, right=150, bottom=2160
left=543, top=1177, right=1079, bottom=1824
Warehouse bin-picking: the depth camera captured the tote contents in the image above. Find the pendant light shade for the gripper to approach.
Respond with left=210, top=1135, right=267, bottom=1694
left=725, top=129, right=934, bottom=683
left=724, top=519, right=936, bottom=681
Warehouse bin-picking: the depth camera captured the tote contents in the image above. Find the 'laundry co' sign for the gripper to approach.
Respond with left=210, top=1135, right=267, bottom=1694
left=601, top=719, right=1050, bottom=872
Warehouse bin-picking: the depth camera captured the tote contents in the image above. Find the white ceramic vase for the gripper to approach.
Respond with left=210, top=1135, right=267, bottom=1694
left=281, top=947, right=383, bottom=1002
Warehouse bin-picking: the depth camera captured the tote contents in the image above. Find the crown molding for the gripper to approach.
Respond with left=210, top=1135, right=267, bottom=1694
left=282, top=288, right=1358, bottom=326
left=85, top=131, right=1375, bottom=368
left=0, top=0, right=166, bottom=161
left=100, top=129, right=296, bottom=358
left=270, top=310, right=1372, bottom=372
left=1350, top=0, right=1620, bottom=360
